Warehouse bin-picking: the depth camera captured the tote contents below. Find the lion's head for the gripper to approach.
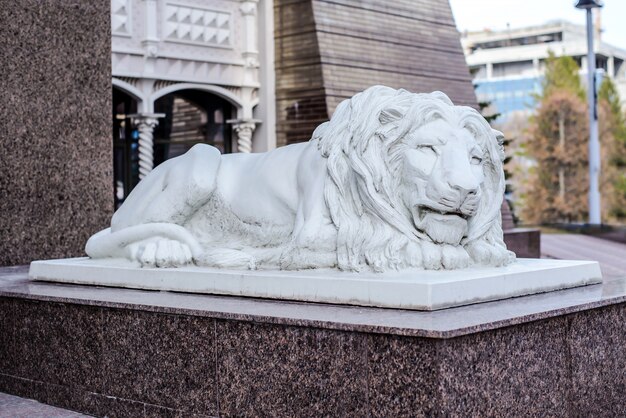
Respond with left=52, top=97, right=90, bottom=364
left=314, top=85, right=514, bottom=271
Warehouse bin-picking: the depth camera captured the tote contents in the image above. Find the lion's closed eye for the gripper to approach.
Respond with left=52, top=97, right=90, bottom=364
left=412, top=144, right=439, bottom=175
left=417, top=144, right=438, bottom=153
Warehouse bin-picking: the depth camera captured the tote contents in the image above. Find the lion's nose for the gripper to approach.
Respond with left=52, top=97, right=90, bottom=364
left=446, top=169, right=479, bottom=198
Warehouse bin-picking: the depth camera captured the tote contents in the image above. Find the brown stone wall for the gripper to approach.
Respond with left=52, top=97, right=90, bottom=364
left=0, top=1, right=113, bottom=266
left=274, top=0, right=477, bottom=146
left=274, top=0, right=329, bottom=146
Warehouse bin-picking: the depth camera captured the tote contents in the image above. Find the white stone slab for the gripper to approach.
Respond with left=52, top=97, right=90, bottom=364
left=28, top=258, right=602, bottom=311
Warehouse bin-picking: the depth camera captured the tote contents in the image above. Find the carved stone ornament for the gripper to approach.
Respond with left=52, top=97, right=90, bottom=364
left=86, top=86, right=515, bottom=271
left=233, top=121, right=256, bottom=153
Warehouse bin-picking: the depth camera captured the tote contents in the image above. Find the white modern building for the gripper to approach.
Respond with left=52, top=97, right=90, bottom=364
left=462, top=20, right=626, bottom=118
left=111, top=0, right=275, bottom=205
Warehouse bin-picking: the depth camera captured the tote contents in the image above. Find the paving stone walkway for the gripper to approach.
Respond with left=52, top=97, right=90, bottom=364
left=541, top=233, right=626, bottom=279
left=0, top=392, right=91, bottom=418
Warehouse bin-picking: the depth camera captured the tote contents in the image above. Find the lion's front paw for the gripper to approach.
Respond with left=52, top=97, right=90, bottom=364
left=420, top=241, right=442, bottom=270
left=421, top=242, right=470, bottom=270
left=126, top=238, right=193, bottom=268
left=441, top=245, right=470, bottom=269
left=466, top=241, right=514, bottom=267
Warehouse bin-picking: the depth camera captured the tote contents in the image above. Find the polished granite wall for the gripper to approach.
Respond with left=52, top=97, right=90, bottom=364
left=0, top=268, right=625, bottom=417
left=0, top=1, right=113, bottom=266
left=503, top=228, right=541, bottom=258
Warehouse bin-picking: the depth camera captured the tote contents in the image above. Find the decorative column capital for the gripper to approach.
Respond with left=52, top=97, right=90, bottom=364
left=129, top=113, right=164, bottom=127
left=239, top=0, right=258, bottom=16
left=142, top=41, right=159, bottom=58
left=243, top=53, right=260, bottom=69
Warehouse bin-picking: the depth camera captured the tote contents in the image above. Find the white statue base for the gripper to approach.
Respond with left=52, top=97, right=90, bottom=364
left=29, top=258, right=601, bottom=311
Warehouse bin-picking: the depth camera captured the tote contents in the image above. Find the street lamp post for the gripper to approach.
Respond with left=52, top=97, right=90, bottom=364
left=575, top=0, right=603, bottom=225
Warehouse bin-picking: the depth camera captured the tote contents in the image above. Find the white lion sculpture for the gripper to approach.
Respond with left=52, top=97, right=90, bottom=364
left=87, top=86, right=514, bottom=271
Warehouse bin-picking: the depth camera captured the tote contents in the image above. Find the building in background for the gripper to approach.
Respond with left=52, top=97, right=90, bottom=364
left=462, top=20, right=626, bottom=119
left=273, top=0, right=476, bottom=147
left=111, top=0, right=275, bottom=206
left=110, top=0, right=475, bottom=206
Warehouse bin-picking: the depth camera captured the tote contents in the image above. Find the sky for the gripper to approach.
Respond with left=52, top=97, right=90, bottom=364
left=449, top=0, right=626, bottom=50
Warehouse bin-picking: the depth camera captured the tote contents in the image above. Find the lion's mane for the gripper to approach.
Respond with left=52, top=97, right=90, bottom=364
left=314, top=85, right=512, bottom=271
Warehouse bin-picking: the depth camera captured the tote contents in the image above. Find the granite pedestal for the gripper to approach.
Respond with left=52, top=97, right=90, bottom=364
left=1, top=265, right=625, bottom=417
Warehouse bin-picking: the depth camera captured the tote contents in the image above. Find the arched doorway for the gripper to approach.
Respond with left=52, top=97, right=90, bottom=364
left=112, top=87, right=139, bottom=208
left=153, top=90, right=235, bottom=167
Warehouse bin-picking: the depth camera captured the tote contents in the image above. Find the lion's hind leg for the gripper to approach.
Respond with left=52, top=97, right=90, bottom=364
left=87, top=144, right=223, bottom=267
left=112, top=143, right=221, bottom=230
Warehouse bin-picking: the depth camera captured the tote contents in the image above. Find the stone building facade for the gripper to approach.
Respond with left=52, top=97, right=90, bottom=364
left=111, top=0, right=276, bottom=204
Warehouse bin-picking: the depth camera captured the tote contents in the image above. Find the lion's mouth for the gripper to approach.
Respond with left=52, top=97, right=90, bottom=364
left=416, top=206, right=468, bottom=220
left=412, top=205, right=469, bottom=245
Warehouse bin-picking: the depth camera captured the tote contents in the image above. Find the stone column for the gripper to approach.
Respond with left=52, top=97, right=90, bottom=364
left=238, top=0, right=260, bottom=152
left=240, top=0, right=260, bottom=79
left=232, top=121, right=259, bottom=153
left=254, top=0, right=277, bottom=152
left=129, top=113, right=165, bottom=178
left=142, top=0, right=160, bottom=73
left=486, top=62, right=493, bottom=79
left=607, top=55, right=615, bottom=78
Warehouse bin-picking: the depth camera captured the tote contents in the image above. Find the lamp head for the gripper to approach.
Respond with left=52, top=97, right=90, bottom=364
left=575, top=0, right=603, bottom=9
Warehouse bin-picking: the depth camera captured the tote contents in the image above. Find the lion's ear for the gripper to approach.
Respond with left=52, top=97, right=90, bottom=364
left=492, top=129, right=506, bottom=161
left=379, top=107, right=404, bottom=125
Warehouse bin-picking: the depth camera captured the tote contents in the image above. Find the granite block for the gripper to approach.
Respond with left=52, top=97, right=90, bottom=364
left=101, top=309, right=218, bottom=416
left=217, top=320, right=368, bottom=417
left=0, top=375, right=95, bottom=416
left=0, top=298, right=14, bottom=374
left=437, top=318, right=572, bottom=417
left=0, top=373, right=47, bottom=402
left=11, top=300, right=102, bottom=390
left=367, top=334, right=440, bottom=417
left=142, top=403, right=216, bottom=418
left=91, top=393, right=147, bottom=418
left=0, top=391, right=91, bottom=418
left=40, top=383, right=101, bottom=417
left=0, top=0, right=112, bottom=266
left=143, top=404, right=178, bottom=418
left=568, top=303, right=626, bottom=417
left=503, top=228, right=541, bottom=258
